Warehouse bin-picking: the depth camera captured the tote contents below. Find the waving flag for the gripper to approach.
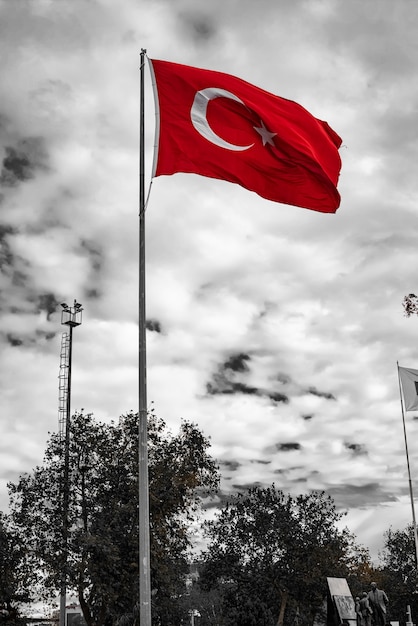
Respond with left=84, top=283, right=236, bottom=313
left=399, top=366, right=418, bottom=411
left=149, top=59, right=342, bottom=213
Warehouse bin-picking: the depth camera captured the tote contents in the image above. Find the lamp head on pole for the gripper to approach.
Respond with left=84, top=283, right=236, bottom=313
left=61, top=300, right=83, bottom=327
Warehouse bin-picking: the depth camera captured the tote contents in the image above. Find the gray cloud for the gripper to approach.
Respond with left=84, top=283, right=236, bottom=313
left=224, top=352, right=250, bottom=373
left=219, top=459, right=241, bottom=472
left=345, top=442, right=368, bottom=456
left=146, top=319, right=162, bottom=333
left=4, top=328, right=56, bottom=348
left=0, top=224, right=15, bottom=267
left=307, top=386, right=336, bottom=401
left=206, top=353, right=290, bottom=404
left=276, top=442, right=302, bottom=452
left=0, top=138, right=48, bottom=186
left=178, top=11, right=217, bottom=42
left=79, top=240, right=103, bottom=274
left=250, top=458, right=271, bottom=466
left=37, top=292, right=59, bottom=320
left=327, top=483, right=399, bottom=509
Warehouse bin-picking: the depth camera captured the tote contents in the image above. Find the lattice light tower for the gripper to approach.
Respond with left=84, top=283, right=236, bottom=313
left=58, top=300, right=83, bottom=626
left=58, top=301, right=83, bottom=438
left=58, top=332, right=70, bottom=440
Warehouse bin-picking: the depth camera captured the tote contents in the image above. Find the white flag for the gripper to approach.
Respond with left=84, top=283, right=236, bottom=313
left=399, top=366, right=418, bottom=411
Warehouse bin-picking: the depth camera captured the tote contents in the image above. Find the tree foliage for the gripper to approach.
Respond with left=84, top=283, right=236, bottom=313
left=0, top=512, right=29, bottom=625
left=198, top=485, right=371, bottom=626
left=379, top=524, right=418, bottom=626
left=7, top=411, right=219, bottom=626
left=402, top=294, right=418, bottom=317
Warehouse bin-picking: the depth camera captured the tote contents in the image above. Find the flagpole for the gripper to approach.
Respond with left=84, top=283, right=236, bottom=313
left=397, top=362, right=418, bottom=569
left=139, top=48, right=152, bottom=624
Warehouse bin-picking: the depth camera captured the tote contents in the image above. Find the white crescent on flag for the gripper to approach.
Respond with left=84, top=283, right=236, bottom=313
left=190, top=87, right=255, bottom=151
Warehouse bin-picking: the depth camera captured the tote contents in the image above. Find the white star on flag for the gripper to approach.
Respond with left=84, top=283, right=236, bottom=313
left=253, top=120, right=277, bottom=146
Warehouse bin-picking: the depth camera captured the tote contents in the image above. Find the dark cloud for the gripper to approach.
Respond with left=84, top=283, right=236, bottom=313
left=206, top=353, right=253, bottom=396
left=6, top=333, right=23, bottom=347
left=274, top=466, right=302, bottom=475
left=0, top=223, right=15, bottom=239
left=146, top=319, right=162, bottom=333
left=36, top=329, right=56, bottom=341
left=267, top=391, right=289, bottom=404
left=276, top=442, right=301, bottom=452
left=0, top=138, right=48, bottom=187
left=208, top=361, right=333, bottom=406
left=37, top=292, right=59, bottom=320
left=206, top=352, right=289, bottom=404
left=292, top=476, right=308, bottom=484
left=224, top=352, right=250, bottom=373
left=251, top=459, right=271, bottom=465
left=307, top=386, right=336, bottom=401
left=219, top=459, right=241, bottom=472
left=208, top=380, right=258, bottom=396
left=11, top=269, right=28, bottom=288
left=327, top=482, right=398, bottom=509
left=178, top=11, right=216, bottom=42
left=77, top=241, right=103, bottom=300
left=84, top=287, right=100, bottom=299
left=4, top=328, right=55, bottom=348
left=206, top=378, right=289, bottom=403
left=0, top=224, right=15, bottom=268
left=2, top=148, right=32, bottom=184
left=0, top=227, right=31, bottom=313
left=230, top=482, right=265, bottom=494
left=345, top=442, right=368, bottom=456
left=80, top=239, right=103, bottom=274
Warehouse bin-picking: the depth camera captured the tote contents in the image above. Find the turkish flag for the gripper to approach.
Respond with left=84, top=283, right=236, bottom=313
left=149, top=59, right=342, bottom=213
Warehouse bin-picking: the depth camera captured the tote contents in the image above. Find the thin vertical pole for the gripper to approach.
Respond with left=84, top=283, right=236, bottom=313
left=60, top=324, right=73, bottom=626
left=139, top=48, right=151, bottom=624
left=397, top=363, right=418, bottom=569
left=406, top=605, right=413, bottom=626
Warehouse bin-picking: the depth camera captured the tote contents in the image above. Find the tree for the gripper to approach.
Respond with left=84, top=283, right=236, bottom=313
left=343, top=535, right=378, bottom=599
left=402, top=294, right=418, bottom=317
left=378, top=524, right=418, bottom=626
left=7, top=411, right=219, bottom=626
left=199, top=485, right=370, bottom=626
left=0, top=512, right=29, bottom=625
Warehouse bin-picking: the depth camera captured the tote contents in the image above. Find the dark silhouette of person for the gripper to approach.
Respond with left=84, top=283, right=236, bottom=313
left=359, top=592, right=373, bottom=626
left=367, top=582, right=388, bottom=626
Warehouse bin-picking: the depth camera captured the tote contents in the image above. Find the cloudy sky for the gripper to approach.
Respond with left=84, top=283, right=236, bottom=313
left=1, top=0, right=418, bottom=564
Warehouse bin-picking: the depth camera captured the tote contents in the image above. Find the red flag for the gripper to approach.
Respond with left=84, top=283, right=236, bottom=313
left=149, top=59, right=342, bottom=213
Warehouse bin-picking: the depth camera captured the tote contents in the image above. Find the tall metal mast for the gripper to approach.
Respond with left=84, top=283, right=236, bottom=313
left=58, top=300, right=83, bottom=626
left=139, top=47, right=152, bottom=626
